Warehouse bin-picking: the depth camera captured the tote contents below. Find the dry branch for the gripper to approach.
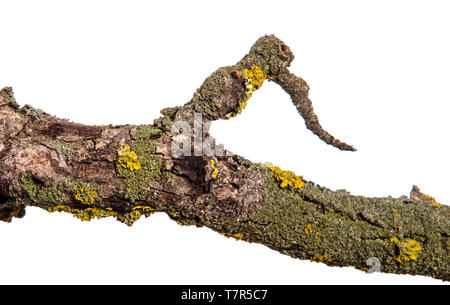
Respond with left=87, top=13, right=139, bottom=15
left=0, top=35, right=448, bottom=280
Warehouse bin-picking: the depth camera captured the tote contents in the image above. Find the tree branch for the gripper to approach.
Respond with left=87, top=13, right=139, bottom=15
left=0, top=35, right=448, bottom=281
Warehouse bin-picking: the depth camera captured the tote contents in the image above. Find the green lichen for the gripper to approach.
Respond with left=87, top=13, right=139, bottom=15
left=242, top=34, right=294, bottom=76
left=74, top=186, right=98, bottom=205
left=190, top=67, right=231, bottom=121
left=117, top=125, right=162, bottom=203
left=21, top=175, right=101, bottom=206
left=153, top=115, right=173, bottom=131
left=42, top=138, right=80, bottom=161
left=21, top=175, right=122, bottom=222
left=198, top=164, right=449, bottom=280
left=23, top=170, right=157, bottom=224
left=164, top=171, right=177, bottom=180
left=202, top=166, right=390, bottom=270
left=160, top=106, right=180, bottom=117
left=132, top=125, right=163, bottom=139
left=21, top=175, right=68, bottom=205
left=60, top=178, right=102, bottom=206
left=19, top=104, right=43, bottom=121
left=172, top=36, right=293, bottom=123
left=0, top=87, right=19, bottom=109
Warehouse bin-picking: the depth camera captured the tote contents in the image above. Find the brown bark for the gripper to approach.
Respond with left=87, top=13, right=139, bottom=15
left=0, top=35, right=448, bottom=281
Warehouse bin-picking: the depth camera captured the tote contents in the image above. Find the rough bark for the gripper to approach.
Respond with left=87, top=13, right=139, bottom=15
left=0, top=35, right=448, bottom=281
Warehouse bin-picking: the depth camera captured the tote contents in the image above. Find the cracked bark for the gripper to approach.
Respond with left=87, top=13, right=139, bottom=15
left=0, top=35, right=448, bottom=281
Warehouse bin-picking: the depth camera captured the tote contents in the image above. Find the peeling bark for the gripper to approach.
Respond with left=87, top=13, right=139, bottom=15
left=0, top=35, right=448, bottom=281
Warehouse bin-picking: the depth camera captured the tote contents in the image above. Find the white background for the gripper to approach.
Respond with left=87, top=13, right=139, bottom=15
left=0, top=0, right=449, bottom=284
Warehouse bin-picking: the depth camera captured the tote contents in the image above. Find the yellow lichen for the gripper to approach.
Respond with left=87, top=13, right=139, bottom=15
left=304, top=224, right=314, bottom=234
left=421, top=193, right=441, bottom=208
left=268, top=166, right=305, bottom=190
left=226, top=66, right=270, bottom=119
left=132, top=206, right=156, bottom=213
left=117, top=144, right=141, bottom=171
left=47, top=205, right=118, bottom=221
left=47, top=204, right=157, bottom=225
left=423, top=194, right=434, bottom=201
left=74, top=187, right=98, bottom=205
left=310, top=255, right=331, bottom=263
left=390, top=236, right=422, bottom=264
left=47, top=205, right=75, bottom=214
left=210, top=159, right=219, bottom=179
left=118, top=206, right=156, bottom=226
left=221, top=232, right=243, bottom=240
left=243, top=65, right=270, bottom=96
left=126, top=211, right=143, bottom=225
left=432, top=202, right=441, bottom=208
